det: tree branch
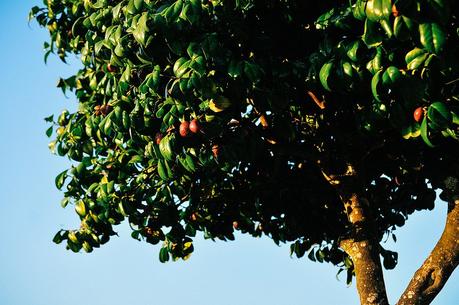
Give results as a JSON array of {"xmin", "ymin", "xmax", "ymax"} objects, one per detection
[
  {"xmin": 340, "ymin": 194, "xmax": 390, "ymax": 305},
  {"xmin": 396, "ymin": 199, "xmax": 459, "ymax": 305}
]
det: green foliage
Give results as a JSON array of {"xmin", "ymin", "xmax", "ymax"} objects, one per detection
[{"xmin": 32, "ymin": 0, "xmax": 458, "ymax": 278}]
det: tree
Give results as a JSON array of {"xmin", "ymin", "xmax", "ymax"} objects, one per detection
[{"xmin": 31, "ymin": 1, "xmax": 459, "ymax": 304}]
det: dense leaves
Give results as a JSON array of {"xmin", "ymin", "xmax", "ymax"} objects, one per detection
[{"xmin": 32, "ymin": 0, "xmax": 459, "ymax": 279}]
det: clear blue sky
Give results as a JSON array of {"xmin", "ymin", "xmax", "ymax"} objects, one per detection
[{"xmin": 0, "ymin": 2, "xmax": 457, "ymax": 305}]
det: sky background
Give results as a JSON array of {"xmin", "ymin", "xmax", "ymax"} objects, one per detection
[{"xmin": 0, "ymin": 1, "xmax": 457, "ymax": 305}]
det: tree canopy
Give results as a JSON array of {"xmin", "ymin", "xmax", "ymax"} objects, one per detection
[{"xmin": 31, "ymin": 1, "xmax": 459, "ymax": 304}]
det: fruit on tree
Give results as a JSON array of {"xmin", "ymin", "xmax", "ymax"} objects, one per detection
[
  {"xmin": 212, "ymin": 144, "xmax": 219, "ymax": 158},
  {"xmin": 107, "ymin": 64, "xmax": 116, "ymax": 73},
  {"xmin": 179, "ymin": 121, "xmax": 190, "ymax": 137},
  {"xmin": 189, "ymin": 119, "xmax": 200, "ymax": 134},
  {"xmin": 190, "ymin": 213, "xmax": 197, "ymax": 221},
  {"xmin": 155, "ymin": 132, "xmax": 163, "ymax": 145},
  {"xmin": 413, "ymin": 107, "xmax": 424, "ymax": 122},
  {"xmin": 392, "ymin": 4, "xmax": 400, "ymax": 17}
]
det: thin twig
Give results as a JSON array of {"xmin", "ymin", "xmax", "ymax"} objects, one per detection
[{"xmin": 307, "ymin": 91, "xmax": 326, "ymax": 109}]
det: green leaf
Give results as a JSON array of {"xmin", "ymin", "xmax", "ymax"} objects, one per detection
[
  {"xmin": 163, "ymin": 0, "xmax": 183, "ymax": 22},
  {"xmin": 366, "ymin": 0, "xmax": 391, "ymax": 22},
  {"xmin": 75, "ymin": 200, "xmax": 87, "ymax": 217},
  {"xmin": 44, "ymin": 114, "xmax": 54, "ymax": 123},
  {"xmin": 307, "ymin": 249, "xmax": 316, "ymax": 262},
  {"xmin": 393, "ymin": 16, "xmax": 414, "ymax": 41},
  {"xmin": 173, "ymin": 57, "xmax": 190, "ymax": 78},
  {"xmin": 55, "ymin": 170, "xmax": 68, "ymax": 190},
  {"xmin": 46, "ymin": 126, "xmax": 53, "ymax": 137},
  {"xmin": 157, "ymin": 160, "xmax": 169, "ymax": 180},
  {"xmin": 228, "ymin": 60, "xmax": 243, "ymax": 78},
  {"xmin": 382, "ymin": 66, "xmax": 402, "ymax": 86},
  {"xmin": 452, "ymin": 112, "xmax": 459, "ymax": 125},
  {"xmin": 185, "ymin": 154, "xmax": 196, "ymax": 172},
  {"xmin": 424, "ymin": 0, "xmax": 450, "ymax": 23},
  {"xmin": 363, "ymin": 19, "xmax": 384, "ymax": 47},
  {"xmin": 132, "ymin": 12, "xmax": 149, "ymax": 46},
  {"xmin": 159, "ymin": 247, "xmax": 170, "ymax": 263},
  {"xmin": 52, "ymin": 230, "xmax": 64, "ymax": 244},
  {"xmin": 366, "ymin": 47, "xmax": 383, "ymax": 74},
  {"xmin": 427, "ymin": 102, "xmax": 452, "ymax": 128},
  {"xmin": 319, "ymin": 62, "xmax": 334, "ymax": 91},
  {"xmin": 134, "ymin": 0, "xmax": 144, "ymax": 11},
  {"xmin": 159, "ymin": 135, "xmax": 175, "ymax": 161},
  {"xmin": 352, "ymin": 0, "xmax": 366, "ymax": 20},
  {"xmin": 419, "ymin": 23, "xmax": 445, "ymax": 54},
  {"xmin": 402, "ymin": 123, "xmax": 421, "ymax": 139},
  {"xmin": 346, "ymin": 269, "xmax": 353, "ymax": 285},
  {"xmin": 61, "ymin": 197, "xmax": 70, "ymax": 208},
  {"xmin": 379, "ymin": 19, "xmax": 393, "ymax": 38},
  {"xmin": 346, "ymin": 41, "xmax": 362, "ymax": 62},
  {"xmin": 421, "ymin": 116, "xmax": 435, "ymax": 147},
  {"xmin": 405, "ymin": 48, "xmax": 428, "ymax": 70},
  {"xmin": 371, "ymin": 69, "xmax": 383, "ymax": 102},
  {"xmin": 381, "ymin": 250, "xmax": 398, "ymax": 270},
  {"xmin": 244, "ymin": 61, "xmax": 263, "ymax": 83}
]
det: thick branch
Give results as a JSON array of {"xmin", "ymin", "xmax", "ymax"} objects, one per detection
[
  {"xmin": 340, "ymin": 194, "xmax": 390, "ymax": 305},
  {"xmin": 396, "ymin": 199, "xmax": 459, "ymax": 305}
]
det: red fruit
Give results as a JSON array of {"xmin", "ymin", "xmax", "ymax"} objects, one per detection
[
  {"xmin": 212, "ymin": 144, "xmax": 219, "ymax": 158},
  {"xmin": 190, "ymin": 213, "xmax": 197, "ymax": 221},
  {"xmin": 413, "ymin": 107, "xmax": 424, "ymax": 122},
  {"xmin": 189, "ymin": 119, "xmax": 200, "ymax": 133},
  {"xmin": 155, "ymin": 132, "xmax": 163, "ymax": 144},
  {"xmin": 107, "ymin": 64, "xmax": 116, "ymax": 73},
  {"xmin": 391, "ymin": 4, "xmax": 400, "ymax": 17},
  {"xmin": 179, "ymin": 121, "xmax": 190, "ymax": 137}
]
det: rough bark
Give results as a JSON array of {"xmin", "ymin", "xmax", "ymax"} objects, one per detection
[
  {"xmin": 396, "ymin": 199, "xmax": 459, "ymax": 305},
  {"xmin": 340, "ymin": 194, "xmax": 390, "ymax": 305}
]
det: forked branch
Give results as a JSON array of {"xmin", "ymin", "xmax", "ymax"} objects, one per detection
[{"xmin": 396, "ymin": 199, "xmax": 459, "ymax": 305}]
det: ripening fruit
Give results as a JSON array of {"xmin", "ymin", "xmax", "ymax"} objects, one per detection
[
  {"xmin": 189, "ymin": 119, "xmax": 200, "ymax": 133},
  {"xmin": 155, "ymin": 132, "xmax": 163, "ymax": 145},
  {"xmin": 99, "ymin": 104, "xmax": 111, "ymax": 116},
  {"xmin": 190, "ymin": 213, "xmax": 197, "ymax": 221},
  {"xmin": 179, "ymin": 121, "xmax": 190, "ymax": 137},
  {"xmin": 107, "ymin": 64, "xmax": 116, "ymax": 73},
  {"xmin": 413, "ymin": 107, "xmax": 424, "ymax": 122},
  {"xmin": 392, "ymin": 4, "xmax": 399, "ymax": 17},
  {"xmin": 233, "ymin": 221, "xmax": 239, "ymax": 230},
  {"xmin": 212, "ymin": 144, "xmax": 219, "ymax": 158}
]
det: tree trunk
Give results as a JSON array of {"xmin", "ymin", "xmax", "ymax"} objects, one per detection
[
  {"xmin": 340, "ymin": 194, "xmax": 389, "ymax": 305},
  {"xmin": 396, "ymin": 199, "xmax": 459, "ymax": 305}
]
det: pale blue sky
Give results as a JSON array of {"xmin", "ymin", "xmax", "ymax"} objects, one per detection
[{"xmin": 0, "ymin": 2, "xmax": 457, "ymax": 305}]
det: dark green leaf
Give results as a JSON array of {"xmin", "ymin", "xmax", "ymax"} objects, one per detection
[
  {"xmin": 421, "ymin": 116, "xmax": 435, "ymax": 147},
  {"xmin": 159, "ymin": 247, "xmax": 170, "ymax": 263},
  {"xmin": 419, "ymin": 23, "xmax": 445, "ymax": 54},
  {"xmin": 55, "ymin": 170, "xmax": 68, "ymax": 190},
  {"xmin": 46, "ymin": 126, "xmax": 53, "ymax": 137}
]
